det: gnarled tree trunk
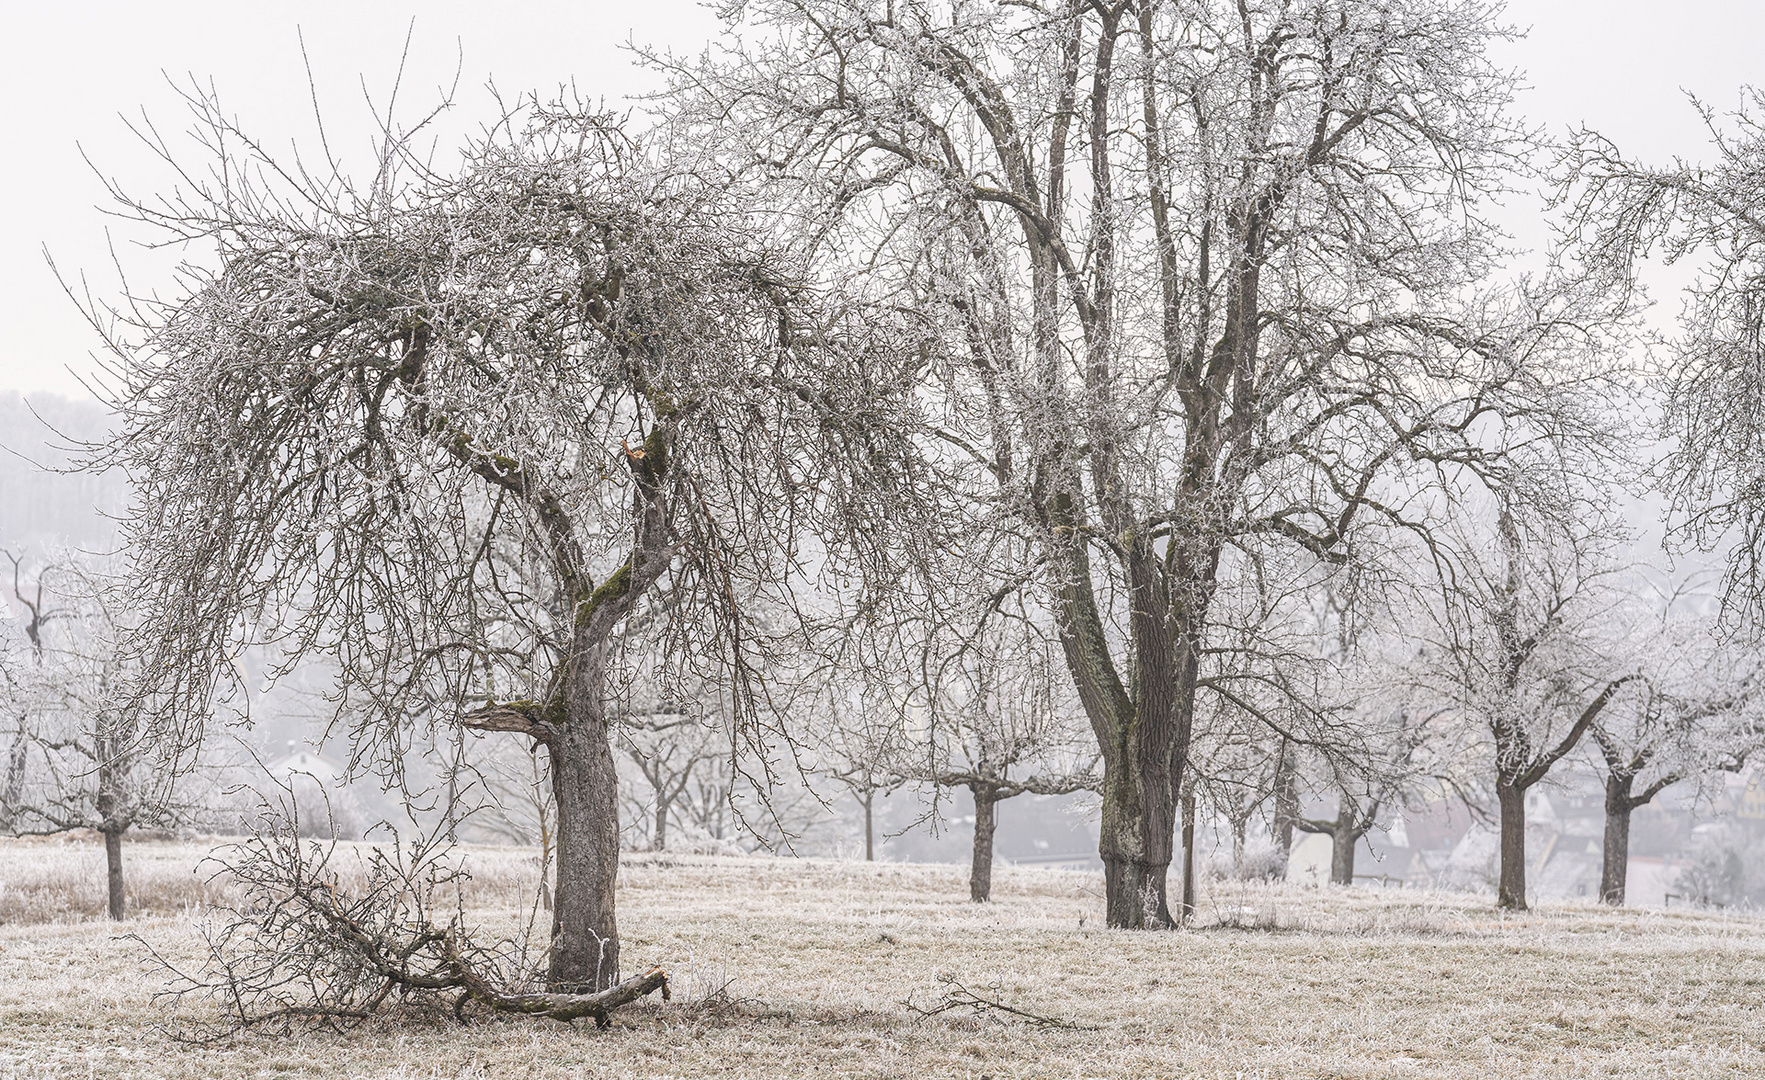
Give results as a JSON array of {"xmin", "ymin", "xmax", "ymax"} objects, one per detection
[
  {"xmin": 1097, "ymin": 732, "xmax": 1179, "ymax": 928},
  {"xmin": 548, "ymin": 642, "xmax": 625, "ymax": 992},
  {"xmin": 1083, "ymin": 552, "xmax": 1192, "ymax": 930},
  {"xmin": 1098, "ymin": 747, "xmax": 1181, "ymax": 927}
]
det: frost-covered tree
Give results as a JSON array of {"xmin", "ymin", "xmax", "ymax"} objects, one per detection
[
  {"xmin": 1563, "ymin": 88, "xmax": 1765, "ymax": 623},
  {"xmin": 676, "ymin": 0, "xmax": 1627, "ymax": 926},
  {"xmin": 913, "ymin": 614, "xmax": 1096, "ymax": 902},
  {"xmin": 809, "ymin": 688, "xmax": 909, "ymax": 863},
  {"xmin": 1590, "ymin": 596, "xmax": 1764, "ymax": 905},
  {"xmin": 0, "ymin": 553, "xmax": 210, "ymax": 919},
  {"xmin": 614, "ymin": 671, "xmax": 735, "ymax": 854},
  {"xmin": 1417, "ymin": 496, "xmax": 1638, "ymax": 910},
  {"xmin": 94, "ymin": 97, "xmax": 923, "ymax": 989}
]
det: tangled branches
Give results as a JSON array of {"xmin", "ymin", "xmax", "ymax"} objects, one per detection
[{"xmin": 141, "ymin": 818, "xmax": 666, "ymax": 1036}]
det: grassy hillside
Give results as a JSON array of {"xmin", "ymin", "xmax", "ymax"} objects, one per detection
[{"xmin": 1, "ymin": 837, "xmax": 1761, "ymax": 1078}]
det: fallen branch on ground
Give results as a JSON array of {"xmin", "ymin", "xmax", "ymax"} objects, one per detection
[
  {"xmin": 138, "ymin": 812, "xmax": 668, "ymax": 1036},
  {"xmin": 903, "ymin": 974, "xmax": 1097, "ymax": 1031}
]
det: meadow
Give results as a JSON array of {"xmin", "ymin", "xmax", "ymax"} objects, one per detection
[{"xmin": 0, "ymin": 835, "xmax": 1761, "ymax": 1078}]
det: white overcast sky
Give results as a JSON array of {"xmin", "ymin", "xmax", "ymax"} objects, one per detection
[{"xmin": 2, "ymin": 0, "xmax": 1761, "ymax": 399}]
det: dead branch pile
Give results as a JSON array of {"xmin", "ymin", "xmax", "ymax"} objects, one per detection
[{"xmin": 140, "ymin": 820, "xmax": 666, "ymax": 1035}]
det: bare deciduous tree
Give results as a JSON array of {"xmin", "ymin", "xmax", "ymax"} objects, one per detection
[
  {"xmin": 618, "ymin": 702, "xmax": 723, "ymax": 853},
  {"xmin": 95, "ymin": 96, "xmax": 922, "ymax": 988},
  {"xmin": 1562, "ymin": 90, "xmax": 1765, "ymax": 623},
  {"xmin": 915, "ymin": 618, "xmax": 1096, "ymax": 901},
  {"xmin": 810, "ymin": 690, "xmax": 909, "ymax": 863},
  {"xmin": 1590, "ymin": 594, "xmax": 1764, "ymax": 904},
  {"xmin": 1417, "ymin": 496, "xmax": 1637, "ymax": 910},
  {"xmin": 1, "ymin": 552, "xmax": 209, "ymax": 919},
  {"xmin": 676, "ymin": 0, "xmax": 1623, "ymax": 926}
]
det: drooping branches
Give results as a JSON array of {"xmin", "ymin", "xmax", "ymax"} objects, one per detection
[{"xmin": 96, "ymin": 92, "xmax": 933, "ymax": 988}]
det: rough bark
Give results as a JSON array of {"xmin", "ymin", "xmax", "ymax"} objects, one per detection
[
  {"xmin": 969, "ymin": 785, "xmax": 998, "ymax": 902},
  {"xmin": 1496, "ymin": 782, "xmax": 1528, "ymax": 910},
  {"xmin": 103, "ymin": 826, "xmax": 125, "ymax": 921},
  {"xmin": 1098, "ymin": 765, "xmax": 1177, "ymax": 928},
  {"xmin": 548, "ymin": 647, "xmax": 624, "ymax": 991},
  {"xmin": 0, "ymin": 728, "xmax": 24, "ymax": 830},
  {"xmin": 1601, "ymin": 772, "xmax": 1633, "ymax": 905},
  {"xmin": 1084, "ymin": 552, "xmax": 1190, "ymax": 930}
]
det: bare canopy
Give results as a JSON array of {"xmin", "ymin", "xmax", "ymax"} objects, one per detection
[{"xmin": 94, "ymin": 96, "xmax": 926, "ymax": 990}]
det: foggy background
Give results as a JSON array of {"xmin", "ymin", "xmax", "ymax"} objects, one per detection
[{"xmin": 5, "ymin": 1, "xmax": 1765, "ymax": 904}]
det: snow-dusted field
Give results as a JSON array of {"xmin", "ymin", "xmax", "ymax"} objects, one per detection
[{"xmin": 2, "ymin": 837, "xmax": 1762, "ymax": 1078}]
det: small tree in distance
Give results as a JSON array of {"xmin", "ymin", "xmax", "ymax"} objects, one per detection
[
  {"xmin": 919, "ymin": 636, "xmax": 1096, "ymax": 902},
  {"xmin": 815, "ymin": 710, "xmax": 904, "ymax": 863},
  {"xmin": 1590, "ymin": 592, "xmax": 1764, "ymax": 904},
  {"xmin": 1419, "ymin": 495, "xmax": 1639, "ymax": 911},
  {"xmin": 0, "ymin": 551, "xmax": 212, "ymax": 919}
]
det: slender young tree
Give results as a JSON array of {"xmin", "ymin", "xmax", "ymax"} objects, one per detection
[
  {"xmin": 677, "ymin": 0, "xmax": 1624, "ymax": 926},
  {"xmin": 0, "ymin": 553, "xmax": 208, "ymax": 919},
  {"xmin": 94, "ymin": 98, "xmax": 924, "ymax": 988},
  {"xmin": 811, "ymin": 691, "xmax": 909, "ymax": 862}
]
